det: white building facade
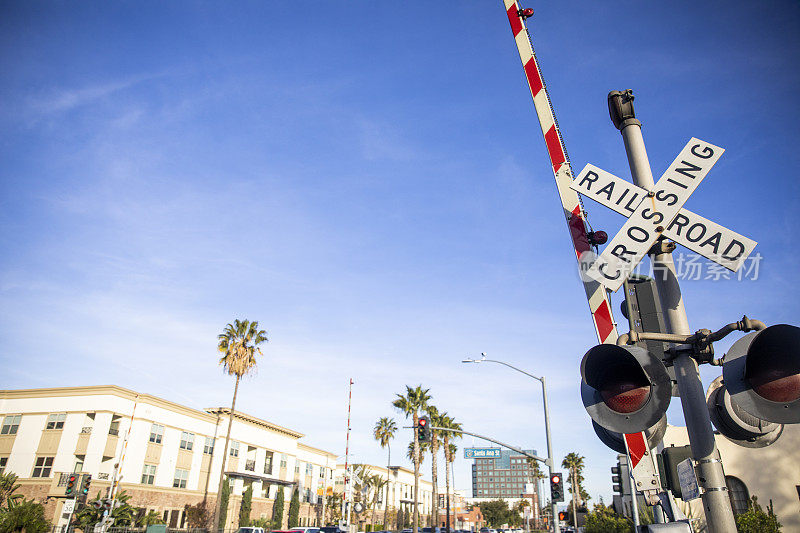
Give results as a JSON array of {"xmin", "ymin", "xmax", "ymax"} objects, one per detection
[{"xmin": 0, "ymin": 386, "xmax": 339, "ymax": 530}]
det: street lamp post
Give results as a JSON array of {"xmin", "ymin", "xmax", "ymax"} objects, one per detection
[{"xmin": 462, "ymin": 353, "xmax": 560, "ymax": 533}]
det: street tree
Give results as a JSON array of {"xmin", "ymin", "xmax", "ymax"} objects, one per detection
[
  {"xmin": 440, "ymin": 413, "xmax": 462, "ymax": 532},
  {"xmin": 240, "ymin": 484, "xmax": 253, "ymax": 527},
  {"xmin": 0, "ymin": 499, "xmax": 50, "ymax": 533},
  {"xmin": 271, "ymin": 487, "xmax": 285, "ymax": 529},
  {"xmin": 561, "ymin": 452, "xmax": 588, "ymax": 527},
  {"xmin": 426, "ymin": 405, "xmax": 442, "ymax": 529},
  {"xmin": 0, "ymin": 473, "xmax": 22, "ymax": 510},
  {"xmin": 213, "ymin": 319, "xmax": 268, "ymax": 530},
  {"xmin": 583, "ymin": 503, "xmax": 630, "ymax": 533},
  {"xmin": 288, "ymin": 487, "xmax": 300, "ymax": 528},
  {"xmin": 735, "ymin": 496, "xmax": 782, "ymax": 533},
  {"xmin": 478, "ymin": 499, "xmax": 514, "ymax": 527},
  {"xmin": 367, "ymin": 474, "xmax": 388, "ymax": 528},
  {"xmin": 373, "ymin": 417, "xmax": 397, "ymax": 529},
  {"xmin": 392, "ymin": 385, "xmax": 431, "ymax": 533}
]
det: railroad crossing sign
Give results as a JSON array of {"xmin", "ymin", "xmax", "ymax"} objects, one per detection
[{"xmin": 572, "ymin": 138, "xmax": 757, "ymax": 291}]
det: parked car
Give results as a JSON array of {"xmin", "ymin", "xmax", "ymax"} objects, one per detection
[
  {"xmin": 237, "ymin": 528, "xmax": 265, "ymax": 533},
  {"xmin": 319, "ymin": 527, "xmax": 346, "ymax": 533},
  {"xmin": 290, "ymin": 529, "xmax": 320, "ymax": 533}
]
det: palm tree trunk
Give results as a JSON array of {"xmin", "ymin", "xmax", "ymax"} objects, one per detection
[
  {"xmin": 444, "ymin": 439, "xmax": 451, "ymax": 533},
  {"xmin": 570, "ymin": 468, "xmax": 578, "ymax": 528},
  {"xmin": 384, "ymin": 444, "xmax": 391, "ymax": 528},
  {"xmin": 412, "ymin": 411, "xmax": 419, "ymax": 533},
  {"xmin": 213, "ymin": 375, "xmax": 239, "ymax": 531},
  {"xmin": 431, "ymin": 440, "xmax": 439, "ymax": 531}
]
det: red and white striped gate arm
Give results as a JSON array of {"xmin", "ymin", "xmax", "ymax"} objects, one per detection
[{"xmin": 502, "ymin": 0, "xmax": 617, "ymax": 344}]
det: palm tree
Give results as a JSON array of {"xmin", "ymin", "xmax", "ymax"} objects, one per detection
[
  {"xmin": 439, "ymin": 414, "xmax": 462, "ymax": 533},
  {"xmin": 393, "ymin": 385, "xmax": 431, "ymax": 533},
  {"xmin": 367, "ymin": 474, "xmax": 388, "ymax": 528},
  {"xmin": 212, "ymin": 319, "xmax": 268, "ymax": 531},
  {"xmin": 561, "ymin": 452, "xmax": 586, "ymax": 528},
  {"xmin": 526, "ymin": 457, "xmax": 546, "ymax": 526},
  {"xmin": 426, "ymin": 406, "xmax": 441, "ymax": 530},
  {"xmin": 373, "ymin": 417, "xmax": 397, "ymax": 528}
]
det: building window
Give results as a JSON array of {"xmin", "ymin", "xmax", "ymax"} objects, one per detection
[
  {"xmin": 173, "ymin": 468, "xmax": 189, "ymax": 489},
  {"xmin": 180, "ymin": 432, "xmax": 194, "ymax": 451},
  {"xmin": 0, "ymin": 457, "xmax": 7, "ymax": 474},
  {"xmin": 229, "ymin": 441, "xmax": 239, "ymax": 457},
  {"xmin": 74, "ymin": 461, "xmax": 84, "ymax": 473},
  {"xmin": 280, "ymin": 454, "xmax": 287, "ymax": 467},
  {"xmin": 203, "ymin": 437, "xmax": 214, "ymax": 455},
  {"xmin": 142, "ymin": 464, "xmax": 157, "ymax": 485},
  {"xmin": 306, "ymin": 463, "xmax": 313, "ymax": 476},
  {"xmin": 149, "ymin": 424, "xmax": 164, "ymax": 444},
  {"xmin": 32, "ymin": 456, "xmax": 54, "ymax": 478},
  {"xmin": 1, "ymin": 415, "xmax": 21, "ymax": 435},
  {"xmin": 265, "ymin": 452, "xmax": 274, "ymax": 474},
  {"xmin": 109, "ymin": 419, "xmax": 120, "ymax": 436},
  {"xmin": 726, "ymin": 476, "xmax": 749, "ymax": 515},
  {"xmin": 46, "ymin": 414, "xmax": 66, "ymax": 430},
  {"xmin": 295, "ymin": 462, "xmax": 301, "ymax": 474},
  {"xmin": 319, "ymin": 466, "xmax": 325, "ymax": 479}
]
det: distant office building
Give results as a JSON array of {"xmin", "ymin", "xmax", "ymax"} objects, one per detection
[{"xmin": 470, "ymin": 448, "xmax": 540, "ymax": 500}]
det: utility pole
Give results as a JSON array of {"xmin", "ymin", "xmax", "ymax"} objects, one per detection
[{"xmin": 609, "ymin": 90, "xmax": 737, "ymax": 532}]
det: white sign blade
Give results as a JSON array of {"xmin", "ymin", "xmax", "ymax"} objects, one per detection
[
  {"xmin": 571, "ymin": 164, "xmax": 646, "ymax": 217},
  {"xmin": 664, "ymin": 208, "xmax": 756, "ymax": 272},
  {"xmin": 571, "ymin": 164, "xmax": 757, "ymax": 271},
  {"xmin": 586, "ymin": 138, "xmax": 724, "ymax": 290}
]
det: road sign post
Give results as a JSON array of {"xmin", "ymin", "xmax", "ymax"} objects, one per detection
[{"xmin": 607, "ymin": 90, "xmax": 737, "ymax": 532}]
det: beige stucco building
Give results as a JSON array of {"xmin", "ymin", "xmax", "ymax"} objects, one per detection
[
  {"xmin": 0, "ymin": 386, "xmax": 433, "ymax": 530},
  {"xmin": 662, "ymin": 424, "xmax": 800, "ymax": 531}
]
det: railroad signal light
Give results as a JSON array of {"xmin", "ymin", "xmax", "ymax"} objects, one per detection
[
  {"xmin": 550, "ymin": 472, "xmax": 564, "ymax": 502},
  {"xmin": 65, "ymin": 474, "xmax": 78, "ymax": 496},
  {"xmin": 706, "ymin": 324, "xmax": 800, "ymax": 448},
  {"xmin": 591, "ymin": 414, "xmax": 667, "ymax": 455},
  {"xmin": 417, "ymin": 416, "xmax": 430, "ymax": 442},
  {"xmin": 580, "ymin": 344, "xmax": 672, "ymax": 435},
  {"xmin": 517, "ymin": 8, "xmax": 534, "ymax": 19}
]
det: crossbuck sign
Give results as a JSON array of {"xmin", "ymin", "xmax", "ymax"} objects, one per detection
[{"xmin": 572, "ymin": 138, "xmax": 757, "ymax": 291}]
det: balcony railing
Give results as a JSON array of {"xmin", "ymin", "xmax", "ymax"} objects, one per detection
[
  {"xmin": 80, "ymin": 427, "xmax": 92, "ymax": 434},
  {"xmin": 245, "ymin": 460, "xmax": 256, "ymax": 472}
]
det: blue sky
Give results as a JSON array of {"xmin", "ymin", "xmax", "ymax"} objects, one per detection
[{"xmin": 1, "ymin": 0, "xmax": 799, "ymax": 507}]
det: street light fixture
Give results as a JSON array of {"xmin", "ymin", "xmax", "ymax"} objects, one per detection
[{"xmin": 462, "ymin": 353, "xmax": 560, "ymax": 533}]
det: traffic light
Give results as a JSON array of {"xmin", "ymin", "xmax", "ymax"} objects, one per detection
[
  {"xmin": 417, "ymin": 416, "xmax": 430, "ymax": 442},
  {"xmin": 65, "ymin": 474, "xmax": 78, "ymax": 496},
  {"xmin": 558, "ymin": 511, "xmax": 567, "ymax": 521},
  {"xmin": 580, "ymin": 343, "xmax": 672, "ymax": 435},
  {"xmin": 80, "ymin": 474, "xmax": 92, "ymax": 501},
  {"xmin": 550, "ymin": 472, "xmax": 564, "ymax": 502},
  {"xmin": 706, "ymin": 324, "xmax": 800, "ymax": 447},
  {"xmin": 611, "ymin": 465, "xmax": 622, "ymax": 494}
]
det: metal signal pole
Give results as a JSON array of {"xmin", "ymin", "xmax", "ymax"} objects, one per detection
[{"xmin": 609, "ymin": 90, "xmax": 736, "ymax": 532}]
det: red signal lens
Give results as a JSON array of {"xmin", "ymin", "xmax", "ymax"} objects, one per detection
[
  {"xmin": 419, "ymin": 419, "xmax": 426, "ymax": 426},
  {"xmin": 551, "ymin": 475, "xmax": 560, "ymax": 483},
  {"xmin": 601, "ymin": 381, "xmax": 650, "ymax": 413}
]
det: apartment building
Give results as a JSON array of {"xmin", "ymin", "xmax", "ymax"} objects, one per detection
[{"xmin": 0, "ymin": 386, "xmax": 339, "ymax": 530}]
